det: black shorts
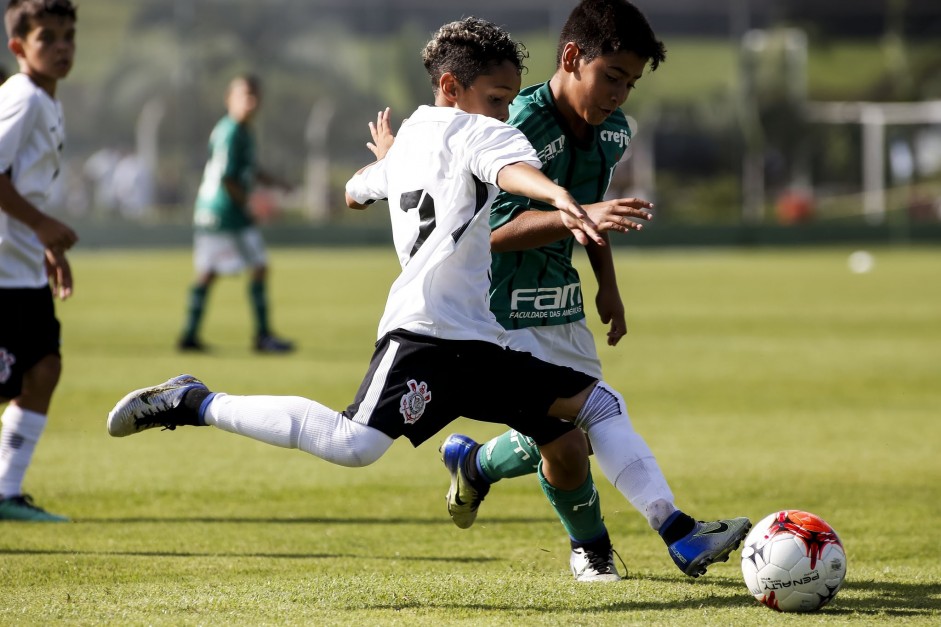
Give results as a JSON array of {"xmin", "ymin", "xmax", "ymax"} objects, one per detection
[
  {"xmin": 343, "ymin": 330, "xmax": 594, "ymax": 447},
  {"xmin": 0, "ymin": 287, "xmax": 61, "ymax": 400}
]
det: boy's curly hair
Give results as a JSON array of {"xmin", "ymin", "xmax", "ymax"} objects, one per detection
[
  {"xmin": 422, "ymin": 16, "xmax": 528, "ymax": 95},
  {"xmin": 558, "ymin": 0, "xmax": 666, "ymax": 70},
  {"xmin": 5, "ymin": 0, "xmax": 77, "ymax": 40}
]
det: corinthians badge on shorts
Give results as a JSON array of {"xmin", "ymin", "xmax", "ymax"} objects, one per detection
[
  {"xmin": 0, "ymin": 349, "xmax": 15, "ymax": 384},
  {"xmin": 400, "ymin": 379, "xmax": 432, "ymax": 424}
]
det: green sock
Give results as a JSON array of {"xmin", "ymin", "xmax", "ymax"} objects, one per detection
[
  {"xmin": 249, "ymin": 280, "xmax": 269, "ymax": 337},
  {"xmin": 537, "ymin": 462, "xmax": 606, "ymax": 543},
  {"xmin": 182, "ymin": 284, "xmax": 209, "ymax": 340},
  {"xmin": 476, "ymin": 429, "xmax": 541, "ymax": 482}
]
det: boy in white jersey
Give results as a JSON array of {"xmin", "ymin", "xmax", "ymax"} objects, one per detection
[
  {"xmin": 106, "ymin": 17, "xmax": 746, "ymax": 581},
  {"xmin": 440, "ymin": 0, "xmax": 751, "ymax": 582},
  {"xmin": 0, "ymin": 0, "xmax": 78, "ymax": 521}
]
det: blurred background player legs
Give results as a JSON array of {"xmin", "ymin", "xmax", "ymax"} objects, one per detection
[{"xmin": 179, "ymin": 227, "xmax": 293, "ymax": 353}]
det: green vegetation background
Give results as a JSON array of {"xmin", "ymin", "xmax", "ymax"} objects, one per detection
[
  {"xmin": 1, "ymin": 246, "xmax": 938, "ymax": 624},
  {"xmin": 39, "ymin": 2, "xmax": 941, "ymax": 225}
]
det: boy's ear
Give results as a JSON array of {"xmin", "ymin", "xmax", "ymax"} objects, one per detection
[
  {"xmin": 560, "ymin": 42, "xmax": 581, "ymax": 73},
  {"xmin": 8, "ymin": 38, "xmax": 24, "ymax": 59},
  {"xmin": 439, "ymin": 72, "xmax": 461, "ymax": 104}
]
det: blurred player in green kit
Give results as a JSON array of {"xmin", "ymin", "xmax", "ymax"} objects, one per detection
[{"xmin": 178, "ymin": 74, "xmax": 294, "ymax": 354}]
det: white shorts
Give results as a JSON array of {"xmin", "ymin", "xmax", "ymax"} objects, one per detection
[
  {"xmin": 503, "ymin": 319, "xmax": 603, "ymax": 380},
  {"xmin": 193, "ymin": 227, "xmax": 268, "ymax": 275}
]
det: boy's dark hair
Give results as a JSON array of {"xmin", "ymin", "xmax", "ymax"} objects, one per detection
[
  {"xmin": 228, "ymin": 73, "xmax": 261, "ymax": 94},
  {"xmin": 557, "ymin": 0, "xmax": 666, "ymax": 71},
  {"xmin": 422, "ymin": 16, "xmax": 528, "ymax": 95},
  {"xmin": 5, "ymin": 0, "xmax": 77, "ymax": 40}
]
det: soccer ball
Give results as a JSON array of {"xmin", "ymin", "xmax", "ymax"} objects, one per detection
[{"xmin": 741, "ymin": 510, "xmax": 847, "ymax": 612}]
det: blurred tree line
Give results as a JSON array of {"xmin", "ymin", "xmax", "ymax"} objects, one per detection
[{"xmin": 4, "ymin": 0, "xmax": 940, "ymax": 226}]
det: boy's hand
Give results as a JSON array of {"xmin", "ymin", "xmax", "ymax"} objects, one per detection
[
  {"xmin": 584, "ymin": 198, "xmax": 653, "ymax": 233},
  {"xmin": 596, "ymin": 287, "xmax": 627, "ymax": 346},
  {"xmin": 367, "ymin": 107, "xmax": 395, "ymax": 160},
  {"xmin": 34, "ymin": 215, "xmax": 78, "ymax": 252},
  {"xmin": 552, "ymin": 192, "xmax": 604, "ymax": 246},
  {"xmin": 44, "ymin": 248, "xmax": 74, "ymax": 300}
]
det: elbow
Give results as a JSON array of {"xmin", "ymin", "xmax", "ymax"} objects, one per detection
[{"xmin": 345, "ymin": 192, "xmax": 366, "ymax": 210}]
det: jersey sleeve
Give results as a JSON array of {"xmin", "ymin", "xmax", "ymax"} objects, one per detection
[
  {"xmin": 0, "ymin": 87, "xmax": 36, "ymax": 174},
  {"xmin": 488, "ymin": 109, "xmax": 545, "ymax": 230},
  {"xmin": 463, "ymin": 118, "xmax": 540, "ymax": 187},
  {"xmin": 345, "ymin": 159, "xmax": 388, "ymax": 205}
]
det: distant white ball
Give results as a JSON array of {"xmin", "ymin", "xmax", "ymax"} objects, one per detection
[
  {"xmin": 848, "ymin": 250, "xmax": 875, "ymax": 274},
  {"xmin": 741, "ymin": 510, "xmax": 847, "ymax": 612}
]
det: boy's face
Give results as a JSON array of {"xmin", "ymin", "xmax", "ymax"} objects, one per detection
[
  {"xmin": 227, "ymin": 80, "xmax": 261, "ymax": 123},
  {"xmin": 453, "ymin": 60, "xmax": 522, "ymax": 122},
  {"xmin": 9, "ymin": 14, "xmax": 75, "ymax": 87},
  {"xmin": 569, "ymin": 49, "xmax": 647, "ymax": 126}
]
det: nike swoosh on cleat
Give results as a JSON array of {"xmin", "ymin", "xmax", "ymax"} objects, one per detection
[{"xmin": 694, "ymin": 521, "xmax": 730, "ymax": 536}]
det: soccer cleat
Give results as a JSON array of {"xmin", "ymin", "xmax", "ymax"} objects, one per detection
[
  {"xmin": 255, "ymin": 334, "xmax": 295, "ymax": 353},
  {"xmin": 107, "ymin": 374, "xmax": 208, "ymax": 437},
  {"xmin": 668, "ymin": 517, "xmax": 752, "ymax": 577},
  {"xmin": 570, "ymin": 542, "xmax": 622, "ymax": 582},
  {"xmin": 440, "ymin": 433, "xmax": 489, "ymax": 529},
  {"xmin": 0, "ymin": 494, "xmax": 69, "ymax": 522}
]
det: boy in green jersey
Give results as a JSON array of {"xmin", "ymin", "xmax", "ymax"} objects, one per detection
[
  {"xmin": 178, "ymin": 74, "xmax": 294, "ymax": 354},
  {"xmin": 441, "ymin": 0, "xmax": 750, "ymax": 581}
]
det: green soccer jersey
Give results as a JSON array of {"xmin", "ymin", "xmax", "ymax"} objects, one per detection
[
  {"xmin": 193, "ymin": 115, "xmax": 256, "ymax": 232},
  {"xmin": 489, "ymin": 82, "xmax": 632, "ymax": 329}
]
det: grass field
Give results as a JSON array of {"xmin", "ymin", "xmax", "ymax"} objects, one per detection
[{"xmin": 1, "ymin": 246, "xmax": 939, "ymax": 625}]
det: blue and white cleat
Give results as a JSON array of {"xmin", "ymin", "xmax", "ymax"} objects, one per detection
[
  {"xmin": 669, "ymin": 517, "xmax": 752, "ymax": 577},
  {"xmin": 107, "ymin": 374, "xmax": 208, "ymax": 437},
  {"xmin": 439, "ymin": 433, "xmax": 489, "ymax": 529}
]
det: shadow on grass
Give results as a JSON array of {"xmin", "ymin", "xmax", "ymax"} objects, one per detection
[
  {"xmin": 68, "ymin": 515, "xmax": 557, "ymax": 525},
  {"xmin": 0, "ymin": 547, "xmax": 499, "ymax": 563},
  {"xmin": 349, "ymin": 577, "xmax": 941, "ymax": 616}
]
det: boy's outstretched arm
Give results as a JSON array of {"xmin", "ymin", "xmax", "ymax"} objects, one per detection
[
  {"xmin": 346, "ymin": 107, "xmax": 396, "ymax": 211},
  {"xmin": 366, "ymin": 107, "xmax": 395, "ymax": 160},
  {"xmin": 491, "ymin": 197, "xmax": 654, "ymax": 253},
  {"xmin": 495, "ymin": 162, "xmax": 602, "ymax": 247}
]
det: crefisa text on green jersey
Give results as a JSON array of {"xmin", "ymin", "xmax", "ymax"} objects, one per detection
[
  {"xmin": 537, "ymin": 128, "xmax": 631, "ymax": 164},
  {"xmin": 508, "ymin": 283, "xmax": 584, "ymax": 319}
]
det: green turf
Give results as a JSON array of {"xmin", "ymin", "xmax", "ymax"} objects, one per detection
[{"xmin": 1, "ymin": 246, "xmax": 939, "ymax": 625}]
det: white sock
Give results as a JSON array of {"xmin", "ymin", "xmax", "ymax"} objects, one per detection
[
  {"xmin": 575, "ymin": 382, "xmax": 676, "ymax": 530},
  {"xmin": 203, "ymin": 393, "xmax": 393, "ymax": 467},
  {"xmin": 0, "ymin": 405, "xmax": 47, "ymax": 498}
]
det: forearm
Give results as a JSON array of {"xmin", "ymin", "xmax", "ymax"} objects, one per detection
[
  {"xmin": 491, "ymin": 210, "xmax": 571, "ymax": 252},
  {"xmin": 0, "ymin": 174, "xmax": 46, "ymax": 230},
  {"xmin": 586, "ymin": 235, "xmax": 617, "ymax": 289},
  {"xmin": 495, "ymin": 162, "xmax": 566, "ymax": 207},
  {"xmin": 222, "ymin": 177, "xmax": 248, "ymax": 206}
]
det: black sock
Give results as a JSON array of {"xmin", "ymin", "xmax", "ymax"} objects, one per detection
[
  {"xmin": 659, "ymin": 511, "xmax": 696, "ymax": 545},
  {"xmin": 180, "ymin": 388, "xmax": 211, "ymax": 426},
  {"xmin": 571, "ymin": 530, "xmax": 611, "ymax": 551}
]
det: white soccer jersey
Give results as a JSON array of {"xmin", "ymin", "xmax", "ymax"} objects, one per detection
[
  {"xmin": 346, "ymin": 105, "xmax": 541, "ymax": 344},
  {"xmin": 0, "ymin": 74, "xmax": 66, "ymax": 287}
]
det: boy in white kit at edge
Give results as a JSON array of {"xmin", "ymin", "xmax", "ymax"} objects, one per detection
[{"xmin": 0, "ymin": 0, "xmax": 78, "ymax": 521}]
